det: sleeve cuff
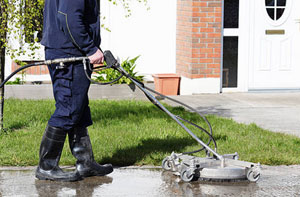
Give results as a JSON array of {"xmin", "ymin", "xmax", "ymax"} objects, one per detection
[{"xmin": 86, "ymin": 46, "xmax": 99, "ymax": 56}]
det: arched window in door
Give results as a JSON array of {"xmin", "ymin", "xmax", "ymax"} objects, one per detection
[{"xmin": 265, "ymin": 0, "xmax": 286, "ymax": 21}]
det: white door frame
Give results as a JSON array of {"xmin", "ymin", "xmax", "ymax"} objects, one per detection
[{"xmin": 222, "ymin": 0, "xmax": 250, "ymax": 92}]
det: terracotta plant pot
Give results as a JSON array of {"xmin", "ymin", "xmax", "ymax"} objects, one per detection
[{"xmin": 152, "ymin": 74, "xmax": 180, "ymax": 95}]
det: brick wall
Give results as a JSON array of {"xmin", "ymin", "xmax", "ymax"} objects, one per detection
[
  {"xmin": 11, "ymin": 61, "xmax": 49, "ymax": 75},
  {"xmin": 176, "ymin": 0, "xmax": 222, "ymax": 79}
]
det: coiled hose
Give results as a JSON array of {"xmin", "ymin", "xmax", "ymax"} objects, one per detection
[{"xmin": 0, "ymin": 51, "xmax": 219, "ymax": 157}]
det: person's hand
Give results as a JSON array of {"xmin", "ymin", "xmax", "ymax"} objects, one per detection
[{"xmin": 88, "ymin": 49, "xmax": 104, "ymax": 64}]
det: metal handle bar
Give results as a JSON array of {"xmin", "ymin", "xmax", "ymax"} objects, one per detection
[
  {"xmin": 0, "ymin": 57, "xmax": 89, "ymax": 89},
  {"xmin": 44, "ymin": 57, "xmax": 88, "ymax": 65},
  {"xmin": 103, "ymin": 50, "xmax": 222, "ymax": 160},
  {"xmin": 123, "ymin": 68, "xmax": 222, "ymax": 160},
  {"xmin": 0, "ymin": 51, "xmax": 220, "ymax": 159}
]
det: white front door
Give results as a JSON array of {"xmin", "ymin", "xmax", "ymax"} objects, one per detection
[{"xmin": 249, "ymin": 0, "xmax": 300, "ymax": 89}]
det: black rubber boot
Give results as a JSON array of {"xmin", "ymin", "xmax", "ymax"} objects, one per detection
[
  {"xmin": 36, "ymin": 125, "xmax": 81, "ymax": 182},
  {"xmin": 69, "ymin": 127, "xmax": 113, "ymax": 178}
]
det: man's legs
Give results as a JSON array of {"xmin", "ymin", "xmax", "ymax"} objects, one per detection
[
  {"xmin": 36, "ymin": 50, "xmax": 82, "ymax": 181},
  {"xmin": 36, "ymin": 50, "xmax": 112, "ymax": 181},
  {"xmin": 68, "ymin": 63, "xmax": 113, "ymax": 177}
]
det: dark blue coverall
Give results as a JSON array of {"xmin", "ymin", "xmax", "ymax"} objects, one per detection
[{"xmin": 41, "ymin": 0, "xmax": 100, "ymax": 130}]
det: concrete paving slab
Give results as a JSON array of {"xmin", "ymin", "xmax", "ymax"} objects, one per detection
[
  {"xmin": 165, "ymin": 92, "xmax": 300, "ymax": 137},
  {"xmin": 1, "ymin": 166, "xmax": 300, "ymax": 196}
]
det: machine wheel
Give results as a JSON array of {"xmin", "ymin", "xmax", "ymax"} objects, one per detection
[
  {"xmin": 162, "ymin": 158, "xmax": 172, "ymax": 171},
  {"xmin": 180, "ymin": 169, "xmax": 194, "ymax": 182},
  {"xmin": 247, "ymin": 169, "xmax": 260, "ymax": 182}
]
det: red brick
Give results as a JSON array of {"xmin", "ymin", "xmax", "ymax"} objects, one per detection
[
  {"xmin": 200, "ymin": 38, "xmax": 214, "ymax": 43},
  {"xmin": 215, "ymin": 7, "xmax": 222, "ymax": 12},
  {"xmin": 192, "ymin": 2, "xmax": 207, "ymax": 7},
  {"xmin": 199, "ymin": 59, "xmax": 214, "ymax": 63},
  {"xmin": 192, "ymin": 28, "xmax": 199, "ymax": 33},
  {"xmin": 208, "ymin": 3, "xmax": 222, "ymax": 7},
  {"xmin": 207, "ymin": 64, "xmax": 220, "ymax": 68},
  {"xmin": 208, "ymin": 53, "xmax": 221, "ymax": 58},
  {"xmin": 214, "ymin": 48, "xmax": 221, "ymax": 53},
  {"xmin": 200, "ymin": 28, "xmax": 214, "ymax": 32},
  {"xmin": 200, "ymin": 69, "xmax": 213, "ymax": 74},
  {"xmin": 200, "ymin": 7, "xmax": 214, "ymax": 12},
  {"xmin": 192, "ymin": 22, "xmax": 207, "ymax": 27},
  {"xmin": 191, "ymin": 74, "xmax": 206, "ymax": 79},
  {"xmin": 192, "ymin": 43, "xmax": 207, "ymax": 48},
  {"xmin": 215, "ymin": 17, "xmax": 222, "ymax": 23},
  {"xmin": 176, "ymin": 0, "xmax": 222, "ymax": 79},
  {"xmin": 207, "ymin": 43, "xmax": 221, "ymax": 48},
  {"xmin": 191, "ymin": 64, "xmax": 206, "ymax": 68},
  {"xmin": 206, "ymin": 74, "xmax": 220, "ymax": 78},
  {"xmin": 200, "ymin": 48, "xmax": 213, "ymax": 53},
  {"xmin": 213, "ymin": 68, "xmax": 221, "ymax": 74},
  {"xmin": 192, "ymin": 53, "xmax": 206, "ymax": 58},
  {"xmin": 200, "ymin": 18, "xmax": 214, "ymax": 22},
  {"xmin": 208, "ymin": 33, "xmax": 221, "ymax": 38}
]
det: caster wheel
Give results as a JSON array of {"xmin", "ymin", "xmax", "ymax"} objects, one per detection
[
  {"xmin": 233, "ymin": 152, "xmax": 239, "ymax": 160},
  {"xmin": 180, "ymin": 169, "xmax": 194, "ymax": 182},
  {"xmin": 247, "ymin": 169, "xmax": 260, "ymax": 182},
  {"xmin": 162, "ymin": 158, "xmax": 172, "ymax": 171}
]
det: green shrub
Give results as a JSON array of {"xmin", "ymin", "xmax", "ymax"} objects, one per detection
[
  {"xmin": 6, "ymin": 77, "xmax": 23, "ymax": 85},
  {"xmin": 94, "ymin": 56, "xmax": 144, "ymax": 85}
]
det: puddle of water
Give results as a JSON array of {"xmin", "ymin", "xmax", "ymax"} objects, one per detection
[{"xmin": 0, "ymin": 167, "xmax": 300, "ymax": 196}]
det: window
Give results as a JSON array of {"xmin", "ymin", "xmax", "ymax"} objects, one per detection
[
  {"xmin": 223, "ymin": 37, "xmax": 238, "ymax": 88},
  {"xmin": 223, "ymin": 0, "xmax": 239, "ymax": 88},
  {"xmin": 224, "ymin": 0, "xmax": 239, "ymax": 28},
  {"xmin": 265, "ymin": 0, "xmax": 286, "ymax": 21}
]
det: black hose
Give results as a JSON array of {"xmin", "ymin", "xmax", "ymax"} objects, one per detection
[
  {"xmin": 0, "ymin": 58, "xmax": 123, "ymax": 88},
  {"xmin": 1, "ymin": 54, "xmax": 218, "ymax": 155},
  {"xmin": 0, "ymin": 62, "xmax": 44, "ymax": 89},
  {"xmin": 126, "ymin": 75, "xmax": 217, "ymax": 153},
  {"xmin": 176, "ymin": 115, "xmax": 217, "ymax": 154},
  {"xmin": 124, "ymin": 75, "xmax": 217, "ymax": 154},
  {"xmin": 83, "ymin": 68, "xmax": 124, "ymax": 85},
  {"xmin": 144, "ymin": 86, "xmax": 213, "ymax": 136}
]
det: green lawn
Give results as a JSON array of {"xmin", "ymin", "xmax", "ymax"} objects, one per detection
[{"xmin": 0, "ymin": 99, "xmax": 299, "ymax": 166}]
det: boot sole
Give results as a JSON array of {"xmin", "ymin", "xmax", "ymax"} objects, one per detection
[
  {"xmin": 79, "ymin": 169, "xmax": 114, "ymax": 178},
  {"xmin": 36, "ymin": 172, "xmax": 81, "ymax": 182}
]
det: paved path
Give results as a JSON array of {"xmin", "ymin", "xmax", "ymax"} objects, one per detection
[
  {"xmin": 1, "ymin": 166, "xmax": 300, "ymax": 196},
  {"xmin": 166, "ymin": 92, "xmax": 300, "ymax": 137}
]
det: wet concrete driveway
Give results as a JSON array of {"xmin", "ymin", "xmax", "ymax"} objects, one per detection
[{"xmin": 1, "ymin": 166, "xmax": 300, "ymax": 196}]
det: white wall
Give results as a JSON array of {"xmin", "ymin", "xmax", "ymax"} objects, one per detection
[
  {"xmin": 100, "ymin": 0, "xmax": 177, "ymax": 80},
  {"xmin": 180, "ymin": 77, "xmax": 221, "ymax": 95},
  {"xmin": 5, "ymin": 0, "xmax": 177, "ymax": 82}
]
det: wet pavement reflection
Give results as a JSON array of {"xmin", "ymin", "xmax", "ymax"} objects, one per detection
[{"xmin": 0, "ymin": 166, "xmax": 300, "ymax": 196}]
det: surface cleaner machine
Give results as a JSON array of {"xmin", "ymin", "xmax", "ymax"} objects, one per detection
[{"xmin": 1, "ymin": 50, "xmax": 261, "ymax": 182}]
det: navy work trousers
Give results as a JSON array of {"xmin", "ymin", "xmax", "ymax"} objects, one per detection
[{"xmin": 46, "ymin": 48, "xmax": 93, "ymax": 130}]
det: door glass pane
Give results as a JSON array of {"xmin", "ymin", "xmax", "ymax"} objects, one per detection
[
  {"xmin": 266, "ymin": 0, "xmax": 286, "ymax": 21},
  {"xmin": 224, "ymin": 0, "xmax": 239, "ymax": 28},
  {"xmin": 265, "ymin": 0, "xmax": 274, "ymax": 6},
  {"xmin": 276, "ymin": 8, "xmax": 285, "ymax": 20},
  {"xmin": 277, "ymin": 0, "xmax": 286, "ymax": 6},
  {"xmin": 223, "ymin": 37, "xmax": 238, "ymax": 88},
  {"xmin": 266, "ymin": 8, "xmax": 275, "ymax": 20}
]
